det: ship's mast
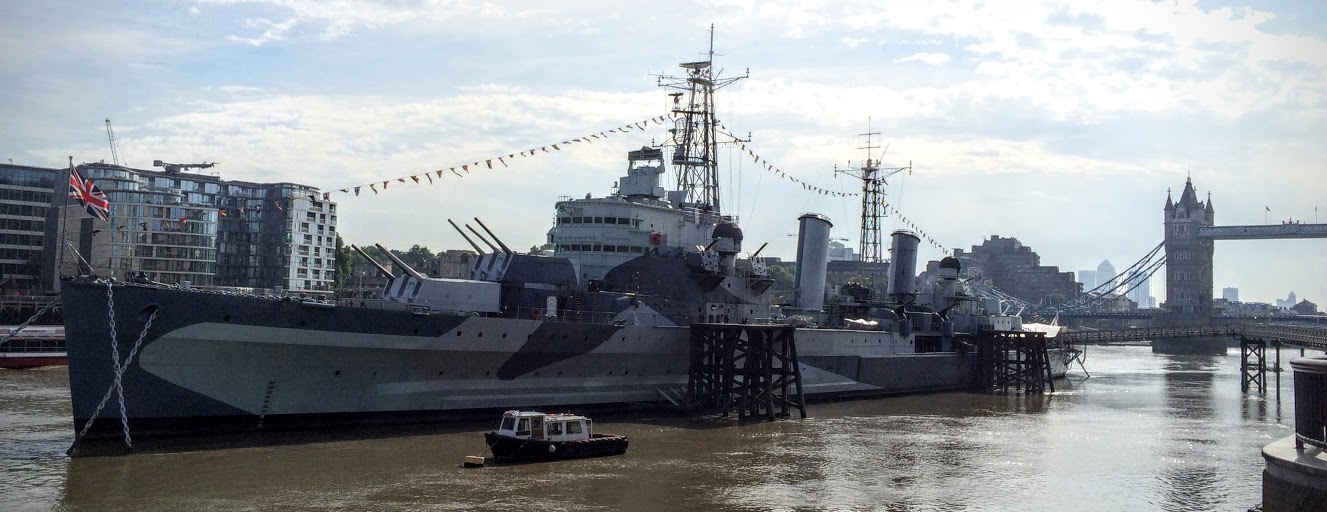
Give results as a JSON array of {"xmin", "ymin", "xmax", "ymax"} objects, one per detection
[
  {"xmin": 657, "ymin": 25, "xmax": 746, "ymax": 212},
  {"xmin": 834, "ymin": 119, "xmax": 911, "ymax": 263}
]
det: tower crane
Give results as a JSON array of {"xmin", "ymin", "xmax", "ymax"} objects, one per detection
[
  {"xmin": 104, "ymin": 118, "xmax": 122, "ymax": 166},
  {"xmin": 153, "ymin": 160, "xmax": 219, "ymax": 173}
]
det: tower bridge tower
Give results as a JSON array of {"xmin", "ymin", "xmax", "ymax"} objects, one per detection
[{"xmin": 1162, "ymin": 178, "xmax": 1215, "ymax": 325}]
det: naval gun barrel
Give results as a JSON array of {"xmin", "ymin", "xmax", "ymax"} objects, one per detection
[
  {"xmin": 447, "ymin": 219, "xmax": 485, "ymax": 255},
  {"xmin": 350, "ymin": 244, "xmax": 395, "ymax": 279},
  {"xmin": 373, "ymin": 243, "xmax": 423, "ymax": 279},
  {"xmin": 473, "ymin": 217, "xmax": 512, "ymax": 255},
  {"xmin": 465, "ymin": 224, "xmax": 500, "ymax": 254}
]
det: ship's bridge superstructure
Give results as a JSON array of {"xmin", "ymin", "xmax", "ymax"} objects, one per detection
[{"xmin": 549, "ymin": 146, "xmax": 729, "ymax": 283}]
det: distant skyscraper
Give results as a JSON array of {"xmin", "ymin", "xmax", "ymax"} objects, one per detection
[
  {"xmin": 1222, "ymin": 287, "xmax": 1239, "ymax": 302},
  {"xmin": 1096, "ymin": 259, "xmax": 1117, "ymax": 289},
  {"xmin": 1126, "ymin": 273, "xmax": 1153, "ymax": 309},
  {"xmin": 1277, "ymin": 292, "xmax": 1298, "ymax": 309},
  {"xmin": 1078, "ymin": 270, "xmax": 1097, "ymax": 291}
]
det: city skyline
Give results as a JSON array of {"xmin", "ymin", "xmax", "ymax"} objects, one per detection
[{"xmin": 2, "ymin": 0, "xmax": 1324, "ymax": 304}]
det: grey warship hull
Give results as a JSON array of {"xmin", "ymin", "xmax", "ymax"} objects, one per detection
[{"xmin": 63, "ymin": 279, "xmax": 980, "ymax": 444}]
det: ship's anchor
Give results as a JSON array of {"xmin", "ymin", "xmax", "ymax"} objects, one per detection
[{"xmin": 67, "ymin": 282, "xmax": 159, "ymax": 455}]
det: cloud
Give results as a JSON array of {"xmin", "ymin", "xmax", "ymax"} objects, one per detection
[
  {"xmin": 226, "ymin": 17, "xmax": 301, "ymax": 46},
  {"xmin": 894, "ymin": 52, "xmax": 951, "ymax": 65}
]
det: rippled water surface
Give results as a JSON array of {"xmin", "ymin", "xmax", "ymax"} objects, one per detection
[{"xmin": 0, "ymin": 346, "xmax": 1308, "ymax": 511}]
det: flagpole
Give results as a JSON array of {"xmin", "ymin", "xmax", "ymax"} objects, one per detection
[{"xmin": 58, "ymin": 156, "xmax": 71, "ymax": 284}]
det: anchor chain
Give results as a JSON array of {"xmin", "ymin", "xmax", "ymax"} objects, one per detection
[
  {"xmin": 70, "ymin": 282, "xmax": 157, "ymax": 452},
  {"xmin": 0, "ymin": 296, "xmax": 60, "ymax": 347}
]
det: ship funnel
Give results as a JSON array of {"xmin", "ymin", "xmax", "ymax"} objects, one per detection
[
  {"xmin": 887, "ymin": 230, "xmax": 921, "ymax": 300},
  {"xmin": 794, "ymin": 213, "xmax": 832, "ymax": 312}
]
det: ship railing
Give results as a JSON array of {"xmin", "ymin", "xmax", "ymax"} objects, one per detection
[
  {"xmin": 517, "ymin": 305, "xmax": 617, "ymax": 325},
  {"xmin": 0, "ymin": 335, "xmax": 65, "ymax": 353}
]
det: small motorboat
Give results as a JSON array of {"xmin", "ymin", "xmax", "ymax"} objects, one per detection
[{"xmin": 482, "ymin": 410, "xmax": 628, "ymax": 463}]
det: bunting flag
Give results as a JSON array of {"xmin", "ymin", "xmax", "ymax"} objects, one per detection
[
  {"xmin": 725, "ymin": 126, "xmax": 950, "ymax": 253},
  {"xmin": 318, "ymin": 115, "xmax": 668, "ymax": 200}
]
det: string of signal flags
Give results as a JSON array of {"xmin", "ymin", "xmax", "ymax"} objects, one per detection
[
  {"xmin": 716, "ymin": 123, "xmax": 951, "ymax": 256},
  {"xmin": 314, "ymin": 114, "xmax": 949, "ymax": 255},
  {"xmin": 318, "ymin": 115, "xmax": 672, "ymax": 200}
]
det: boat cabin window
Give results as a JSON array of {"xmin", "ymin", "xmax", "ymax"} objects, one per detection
[
  {"xmin": 500, "ymin": 417, "xmax": 516, "ymax": 431},
  {"xmin": 548, "ymin": 422, "xmax": 563, "ymax": 436},
  {"xmin": 566, "ymin": 421, "xmax": 583, "ymax": 434},
  {"xmin": 517, "ymin": 418, "xmax": 530, "ymax": 436}
]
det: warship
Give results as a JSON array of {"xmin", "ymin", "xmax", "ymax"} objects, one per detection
[{"xmin": 61, "ymin": 48, "xmax": 1068, "ymax": 451}]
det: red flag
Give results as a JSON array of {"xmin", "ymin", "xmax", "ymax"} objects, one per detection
[{"xmin": 68, "ymin": 164, "xmax": 110, "ymax": 220}]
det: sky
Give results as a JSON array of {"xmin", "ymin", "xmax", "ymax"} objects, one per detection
[{"xmin": 2, "ymin": 0, "xmax": 1325, "ymax": 305}]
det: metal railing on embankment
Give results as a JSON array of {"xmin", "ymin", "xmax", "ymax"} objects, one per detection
[{"xmin": 1058, "ymin": 324, "xmax": 1327, "ymax": 352}]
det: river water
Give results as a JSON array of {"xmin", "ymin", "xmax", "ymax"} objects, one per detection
[{"xmin": 0, "ymin": 346, "xmax": 1311, "ymax": 511}]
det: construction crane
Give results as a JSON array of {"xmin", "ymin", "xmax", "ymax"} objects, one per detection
[
  {"xmin": 153, "ymin": 160, "xmax": 219, "ymax": 173},
  {"xmin": 104, "ymin": 118, "xmax": 122, "ymax": 166}
]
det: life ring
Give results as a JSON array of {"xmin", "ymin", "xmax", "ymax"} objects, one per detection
[{"xmin": 531, "ymin": 309, "xmax": 543, "ymax": 320}]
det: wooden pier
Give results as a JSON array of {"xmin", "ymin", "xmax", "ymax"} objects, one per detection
[
  {"xmin": 687, "ymin": 324, "xmax": 806, "ymax": 420},
  {"xmin": 974, "ymin": 330, "xmax": 1055, "ymax": 394}
]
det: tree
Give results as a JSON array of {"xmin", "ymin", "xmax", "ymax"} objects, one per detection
[
  {"xmin": 400, "ymin": 244, "xmax": 436, "ymax": 268},
  {"xmin": 334, "ymin": 234, "xmax": 352, "ymax": 288}
]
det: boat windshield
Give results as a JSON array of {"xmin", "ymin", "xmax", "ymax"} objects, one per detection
[{"xmin": 500, "ymin": 417, "xmax": 516, "ymax": 431}]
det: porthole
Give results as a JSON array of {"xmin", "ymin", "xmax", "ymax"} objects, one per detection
[
  {"xmin": 334, "ymin": 370, "xmax": 341, "ymax": 376},
  {"xmin": 456, "ymin": 331, "xmax": 463, "ymax": 337},
  {"xmin": 477, "ymin": 332, "xmax": 483, "ymax": 338},
  {"xmin": 223, "ymin": 314, "xmax": 231, "ymax": 322}
]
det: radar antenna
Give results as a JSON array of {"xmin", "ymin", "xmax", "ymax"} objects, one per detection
[
  {"xmin": 655, "ymin": 24, "xmax": 747, "ymax": 212},
  {"xmin": 833, "ymin": 118, "xmax": 911, "ymax": 263}
]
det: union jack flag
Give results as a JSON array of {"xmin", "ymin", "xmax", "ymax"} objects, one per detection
[{"xmin": 68, "ymin": 164, "xmax": 110, "ymax": 220}]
